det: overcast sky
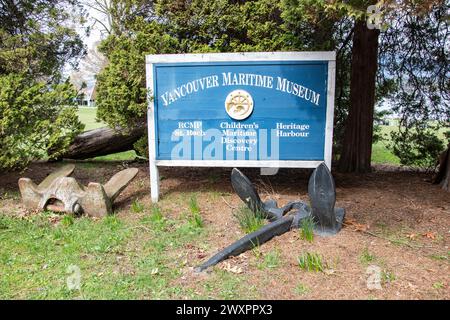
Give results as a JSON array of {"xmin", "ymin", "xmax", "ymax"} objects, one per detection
[
  {"xmin": 80, "ymin": 2, "xmax": 109, "ymax": 50},
  {"xmin": 67, "ymin": 1, "xmax": 110, "ymax": 89}
]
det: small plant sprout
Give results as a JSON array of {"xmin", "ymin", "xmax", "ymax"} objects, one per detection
[
  {"xmin": 258, "ymin": 249, "xmax": 281, "ymax": 269},
  {"xmin": 297, "ymin": 252, "xmax": 326, "ymax": 272},
  {"xmin": 432, "ymin": 282, "xmax": 444, "ymax": 290},
  {"xmin": 131, "ymin": 199, "xmax": 145, "ymax": 213},
  {"xmin": 61, "ymin": 215, "xmax": 74, "ymax": 227},
  {"xmin": 234, "ymin": 205, "xmax": 265, "ymax": 234},
  {"xmin": 300, "ymin": 216, "xmax": 315, "ymax": 242},
  {"xmin": 189, "ymin": 194, "xmax": 200, "ymax": 214},
  {"xmin": 381, "ymin": 270, "xmax": 396, "ymax": 284},
  {"xmin": 294, "ymin": 283, "xmax": 310, "ymax": 296},
  {"xmin": 189, "ymin": 212, "xmax": 204, "ymax": 228},
  {"xmin": 359, "ymin": 247, "xmax": 376, "ymax": 265},
  {"xmin": 251, "ymin": 245, "xmax": 262, "ymax": 259},
  {"xmin": 150, "ymin": 205, "xmax": 165, "ymax": 224},
  {"xmin": 188, "ymin": 194, "xmax": 203, "ymax": 228}
]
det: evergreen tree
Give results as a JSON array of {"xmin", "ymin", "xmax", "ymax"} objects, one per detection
[{"xmin": 0, "ymin": 0, "xmax": 85, "ymax": 170}]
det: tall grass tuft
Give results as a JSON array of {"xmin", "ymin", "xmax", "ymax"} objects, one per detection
[
  {"xmin": 300, "ymin": 216, "xmax": 315, "ymax": 242},
  {"xmin": 234, "ymin": 205, "xmax": 265, "ymax": 234},
  {"xmin": 297, "ymin": 252, "xmax": 326, "ymax": 272}
]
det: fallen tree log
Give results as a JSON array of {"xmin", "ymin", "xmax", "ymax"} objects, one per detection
[
  {"xmin": 433, "ymin": 142, "xmax": 450, "ymax": 192},
  {"xmin": 61, "ymin": 125, "xmax": 146, "ymax": 160}
]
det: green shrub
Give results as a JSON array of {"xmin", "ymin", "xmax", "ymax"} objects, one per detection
[
  {"xmin": 188, "ymin": 195, "xmax": 203, "ymax": 228},
  {"xmin": 0, "ymin": 75, "xmax": 84, "ymax": 170},
  {"xmin": 390, "ymin": 127, "xmax": 445, "ymax": 171},
  {"xmin": 133, "ymin": 134, "xmax": 149, "ymax": 159}
]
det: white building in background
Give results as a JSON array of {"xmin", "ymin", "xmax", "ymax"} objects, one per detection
[{"xmin": 77, "ymin": 84, "xmax": 97, "ymax": 107}]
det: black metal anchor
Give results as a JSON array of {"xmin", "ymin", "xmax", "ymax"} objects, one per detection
[{"xmin": 195, "ymin": 163, "xmax": 345, "ymax": 272}]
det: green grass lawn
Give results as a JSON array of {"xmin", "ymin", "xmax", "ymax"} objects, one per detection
[
  {"xmin": 0, "ymin": 196, "xmax": 256, "ymax": 300},
  {"xmin": 371, "ymin": 125, "xmax": 401, "ymax": 165},
  {"xmin": 77, "ymin": 107, "xmax": 105, "ymax": 131},
  {"xmin": 0, "ymin": 205, "xmax": 217, "ymax": 299}
]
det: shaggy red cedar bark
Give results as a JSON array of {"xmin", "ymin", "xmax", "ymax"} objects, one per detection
[{"xmin": 339, "ymin": 20, "xmax": 380, "ymax": 173}]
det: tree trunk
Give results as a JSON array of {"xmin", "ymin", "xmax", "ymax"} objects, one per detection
[
  {"xmin": 338, "ymin": 20, "xmax": 380, "ymax": 173},
  {"xmin": 61, "ymin": 125, "xmax": 145, "ymax": 160},
  {"xmin": 433, "ymin": 143, "xmax": 450, "ymax": 191}
]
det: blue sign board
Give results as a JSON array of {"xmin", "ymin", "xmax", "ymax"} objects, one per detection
[{"xmin": 146, "ymin": 52, "xmax": 336, "ymax": 202}]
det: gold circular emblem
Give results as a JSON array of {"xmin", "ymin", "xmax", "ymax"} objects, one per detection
[{"xmin": 224, "ymin": 90, "xmax": 254, "ymax": 120}]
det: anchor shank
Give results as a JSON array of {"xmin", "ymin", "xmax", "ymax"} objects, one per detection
[{"xmin": 195, "ymin": 215, "xmax": 294, "ymax": 272}]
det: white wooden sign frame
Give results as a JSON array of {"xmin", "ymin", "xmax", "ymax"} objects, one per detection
[{"xmin": 146, "ymin": 51, "xmax": 336, "ymax": 202}]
